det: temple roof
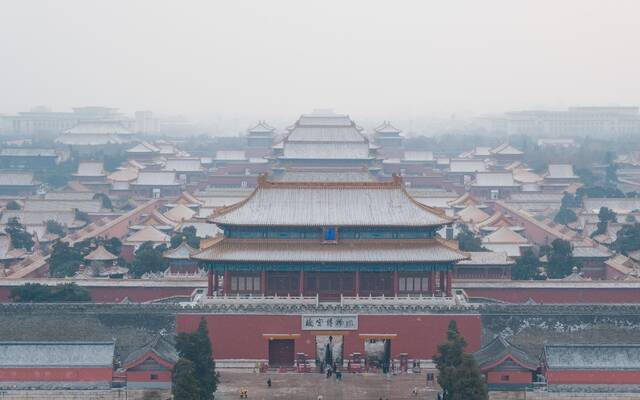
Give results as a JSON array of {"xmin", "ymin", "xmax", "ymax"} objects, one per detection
[
  {"xmin": 84, "ymin": 245, "xmax": 118, "ymax": 261},
  {"xmin": 215, "ymin": 150, "xmax": 248, "ymax": 161},
  {"xmin": 164, "ymin": 204, "xmax": 196, "ymax": 222},
  {"xmin": 163, "ymin": 241, "xmax": 198, "ymax": 260},
  {"xmin": 133, "ymin": 171, "xmax": 180, "ymax": 186},
  {"xmin": 212, "ymin": 177, "xmax": 451, "ymax": 227},
  {"xmin": 0, "ymin": 341, "xmax": 114, "ymax": 368},
  {"xmin": 280, "ymin": 142, "xmax": 372, "ymax": 160},
  {"xmin": 193, "ymin": 238, "xmax": 467, "ymax": 263},
  {"xmin": 458, "ymin": 251, "xmax": 514, "ymax": 266},
  {"xmin": 482, "ymin": 227, "xmax": 529, "ymax": 244},
  {"xmin": 491, "ymin": 143, "xmax": 523, "ymax": 156},
  {"xmin": 163, "ymin": 158, "xmax": 202, "ymax": 173},
  {"xmin": 124, "ymin": 336, "xmax": 178, "ymax": 368},
  {"xmin": 546, "ymin": 164, "xmax": 578, "ymax": 179},
  {"xmin": 126, "ymin": 226, "xmax": 170, "ymax": 243},
  {"xmin": 248, "ymin": 121, "xmax": 276, "ymax": 134},
  {"xmin": 287, "ymin": 126, "xmax": 366, "ymax": 143},
  {"xmin": 474, "ymin": 336, "xmax": 538, "ymax": 370},
  {"xmin": 0, "ymin": 171, "xmax": 36, "ymax": 187},
  {"xmin": 74, "ymin": 161, "xmax": 106, "ymax": 177},
  {"xmin": 275, "ymin": 170, "xmax": 376, "ymax": 183},
  {"xmin": 449, "ymin": 160, "xmax": 487, "ymax": 173},
  {"xmin": 544, "ymin": 344, "xmax": 640, "ymax": 370},
  {"xmin": 473, "ymin": 172, "xmax": 518, "ymax": 187},
  {"xmin": 374, "ymin": 121, "xmax": 402, "ymax": 134},
  {"xmin": 457, "ymin": 205, "xmax": 491, "ymax": 224}
]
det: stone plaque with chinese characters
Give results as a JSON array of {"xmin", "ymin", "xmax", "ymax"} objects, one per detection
[{"xmin": 301, "ymin": 315, "xmax": 358, "ymax": 330}]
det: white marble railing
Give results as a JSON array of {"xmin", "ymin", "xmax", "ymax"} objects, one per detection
[
  {"xmin": 190, "ymin": 290, "xmax": 470, "ymax": 306},
  {"xmin": 340, "ymin": 294, "xmax": 460, "ymax": 306},
  {"xmin": 196, "ymin": 293, "xmax": 320, "ymax": 305}
]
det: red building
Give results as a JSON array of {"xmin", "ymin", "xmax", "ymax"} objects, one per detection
[
  {"xmin": 543, "ymin": 344, "xmax": 640, "ymax": 392},
  {"xmin": 0, "ymin": 341, "xmax": 115, "ymax": 390},
  {"xmin": 122, "ymin": 336, "xmax": 178, "ymax": 390},
  {"xmin": 473, "ymin": 336, "xmax": 539, "ymax": 391}
]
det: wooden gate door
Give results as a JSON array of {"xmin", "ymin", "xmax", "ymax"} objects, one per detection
[{"xmin": 268, "ymin": 339, "xmax": 295, "ymax": 367}]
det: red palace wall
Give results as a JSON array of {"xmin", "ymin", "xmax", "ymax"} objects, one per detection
[
  {"xmin": 546, "ymin": 370, "xmax": 640, "ymax": 385},
  {"xmin": 177, "ymin": 313, "xmax": 482, "ymax": 361},
  {"xmin": 0, "ymin": 367, "xmax": 112, "ymax": 382}
]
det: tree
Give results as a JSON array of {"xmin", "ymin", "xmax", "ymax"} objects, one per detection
[
  {"xmin": 450, "ymin": 354, "xmax": 488, "ymax": 400},
  {"xmin": 511, "ymin": 248, "xmax": 544, "ymax": 280},
  {"xmin": 129, "ymin": 241, "xmax": 167, "ymax": 277},
  {"xmin": 6, "ymin": 200, "xmax": 21, "ymax": 210},
  {"xmin": 93, "ymin": 193, "xmax": 113, "ymax": 210},
  {"xmin": 613, "ymin": 223, "xmax": 640, "ymax": 255},
  {"xmin": 545, "ymin": 239, "xmax": 574, "ymax": 279},
  {"xmin": 455, "ymin": 225, "xmax": 486, "ymax": 252},
  {"xmin": 553, "ymin": 207, "xmax": 577, "ymax": 225},
  {"xmin": 591, "ymin": 206, "xmax": 617, "ymax": 238},
  {"xmin": 10, "ymin": 283, "xmax": 91, "ymax": 302},
  {"xmin": 433, "ymin": 320, "xmax": 467, "ymax": 400},
  {"xmin": 75, "ymin": 210, "xmax": 91, "ymax": 224},
  {"xmin": 172, "ymin": 359, "xmax": 200, "ymax": 400},
  {"xmin": 46, "ymin": 219, "xmax": 65, "ymax": 236},
  {"xmin": 48, "ymin": 241, "xmax": 83, "ymax": 277},
  {"xmin": 171, "ymin": 226, "xmax": 200, "ymax": 249},
  {"xmin": 175, "ymin": 318, "xmax": 218, "ymax": 399},
  {"xmin": 5, "ymin": 217, "xmax": 34, "ymax": 251},
  {"xmin": 560, "ymin": 192, "xmax": 578, "ymax": 209}
]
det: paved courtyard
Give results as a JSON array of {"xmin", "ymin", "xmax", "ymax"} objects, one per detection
[{"xmin": 216, "ymin": 371, "xmax": 440, "ymax": 400}]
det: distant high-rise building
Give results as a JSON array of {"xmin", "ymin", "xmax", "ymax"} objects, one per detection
[{"xmin": 479, "ymin": 106, "xmax": 640, "ymax": 136}]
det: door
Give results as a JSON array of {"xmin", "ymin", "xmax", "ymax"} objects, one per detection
[{"xmin": 269, "ymin": 339, "xmax": 295, "ymax": 367}]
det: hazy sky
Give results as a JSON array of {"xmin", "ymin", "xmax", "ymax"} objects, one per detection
[{"xmin": 2, "ymin": 0, "xmax": 640, "ymax": 120}]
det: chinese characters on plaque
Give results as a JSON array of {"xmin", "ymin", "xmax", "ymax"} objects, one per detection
[{"xmin": 301, "ymin": 315, "xmax": 358, "ymax": 330}]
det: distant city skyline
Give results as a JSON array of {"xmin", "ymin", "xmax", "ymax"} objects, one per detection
[{"xmin": 2, "ymin": 0, "xmax": 640, "ymax": 120}]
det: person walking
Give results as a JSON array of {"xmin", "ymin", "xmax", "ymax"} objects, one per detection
[{"xmin": 267, "ymin": 377, "xmax": 272, "ymax": 388}]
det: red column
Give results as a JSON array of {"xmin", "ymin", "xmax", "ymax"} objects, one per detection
[
  {"xmin": 207, "ymin": 268, "xmax": 213, "ymax": 297},
  {"xmin": 393, "ymin": 270, "xmax": 399, "ymax": 297},
  {"xmin": 439, "ymin": 271, "xmax": 445, "ymax": 296},
  {"xmin": 446, "ymin": 271, "xmax": 453, "ymax": 297},
  {"xmin": 299, "ymin": 270, "xmax": 305, "ymax": 296},
  {"xmin": 261, "ymin": 270, "xmax": 267, "ymax": 296},
  {"xmin": 223, "ymin": 270, "xmax": 230, "ymax": 295},
  {"xmin": 428, "ymin": 271, "xmax": 435, "ymax": 296},
  {"xmin": 355, "ymin": 270, "xmax": 360, "ymax": 297}
]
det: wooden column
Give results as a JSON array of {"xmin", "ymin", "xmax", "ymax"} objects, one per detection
[
  {"xmin": 446, "ymin": 271, "xmax": 453, "ymax": 297},
  {"xmin": 355, "ymin": 270, "xmax": 360, "ymax": 297},
  {"xmin": 299, "ymin": 270, "xmax": 305, "ymax": 296},
  {"xmin": 207, "ymin": 268, "xmax": 213, "ymax": 297},
  {"xmin": 261, "ymin": 270, "xmax": 267, "ymax": 296},
  {"xmin": 393, "ymin": 270, "xmax": 399, "ymax": 297},
  {"xmin": 428, "ymin": 271, "xmax": 435, "ymax": 296},
  {"xmin": 439, "ymin": 271, "xmax": 445, "ymax": 296},
  {"xmin": 223, "ymin": 269, "xmax": 230, "ymax": 295}
]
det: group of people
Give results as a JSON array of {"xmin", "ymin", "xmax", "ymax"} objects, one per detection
[{"xmin": 323, "ymin": 362, "xmax": 343, "ymax": 380}]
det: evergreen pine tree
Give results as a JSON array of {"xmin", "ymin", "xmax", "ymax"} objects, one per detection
[
  {"xmin": 450, "ymin": 354, "xmax": 488, "ymax": 400},
  {"xmin": 172, "ymin": 359, "xmax": 199, "ymax": 400},
  {"xmin": 175, "ymin": 318, "xmax": 218, "ymax": 400},
  {"xmin": 433, "ymin": 320, "xmax": 467, "ymax": 400}
]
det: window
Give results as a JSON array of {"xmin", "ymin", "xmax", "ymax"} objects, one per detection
[
  {"xmin": 399, "ymin": 275, "xmax": 429, "ymax": 294},
  {"xmin": 230, "ymin": 274, "xmax": 261, "ymax": 293},
  {"xmin": 501, "ymin": 375, "xmax": 510, "ymax": 382},
  {"xmin": 323, "ymin": 227, "xmax": 337, "ymax": 242},
  {"xmin": 150, "ymin": 374, "xmax": 158, "ymax": 380},
  {"xmin": 490, "ymin": 189, "xmax": 499, "ymax": 200}
]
